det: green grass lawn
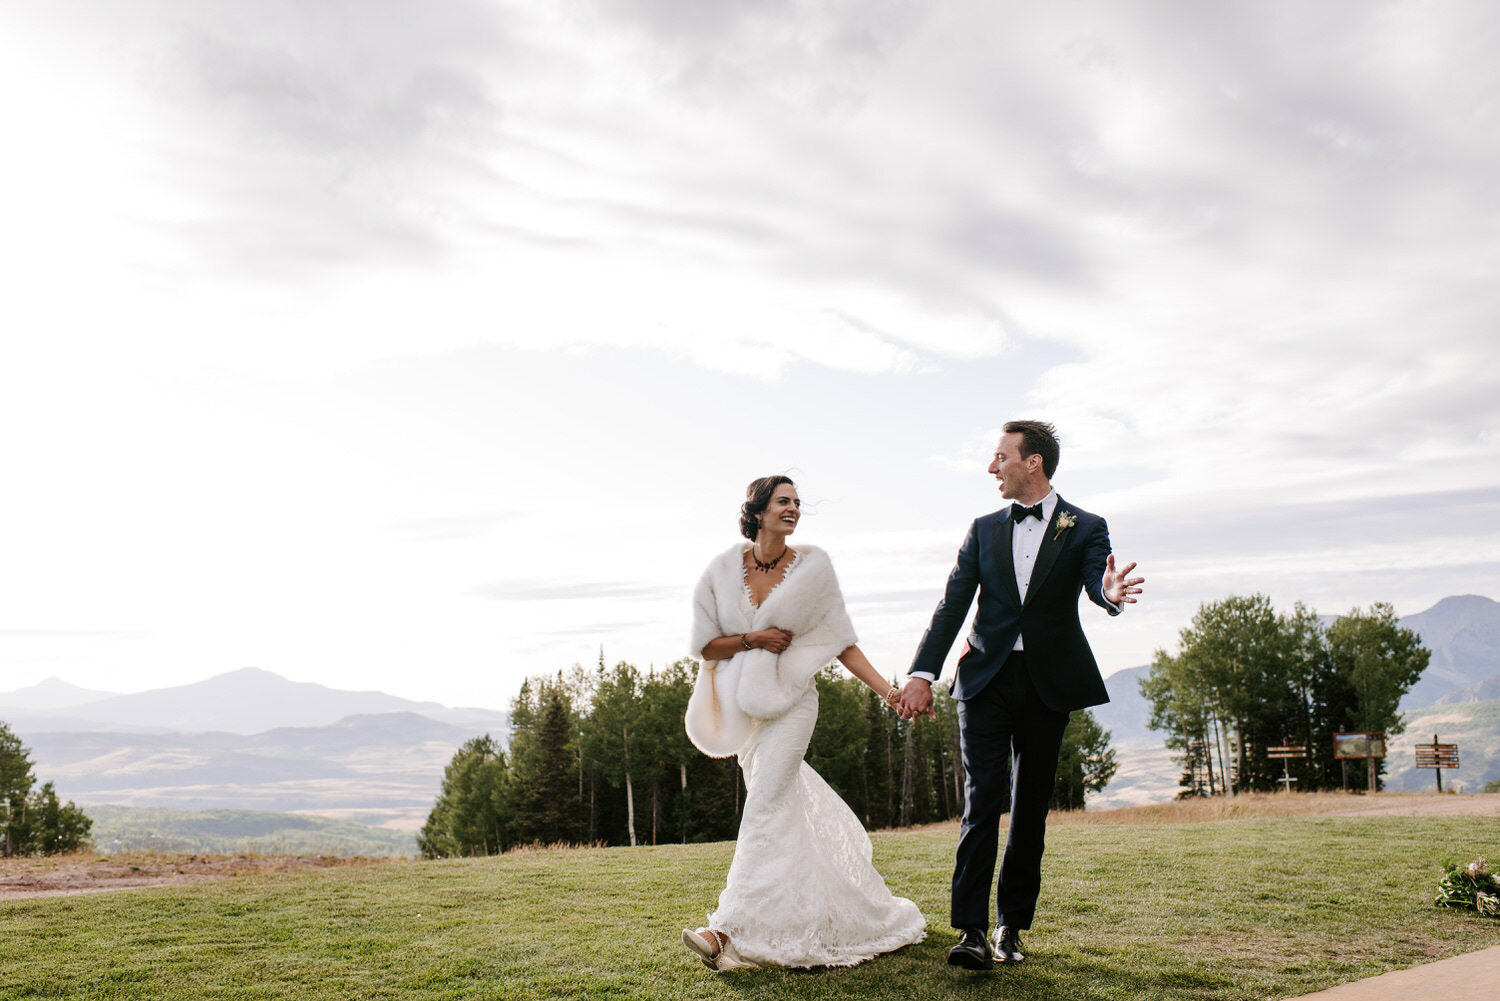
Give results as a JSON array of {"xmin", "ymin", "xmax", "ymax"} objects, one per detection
[{"xmin": 2, "ymin": 817, "xmax": 1495, "ymax": 1000}]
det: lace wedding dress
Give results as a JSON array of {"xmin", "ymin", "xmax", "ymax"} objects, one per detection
[{"xmin": 707, "ymin": 685, "xmax": 927, "ymax": 969}]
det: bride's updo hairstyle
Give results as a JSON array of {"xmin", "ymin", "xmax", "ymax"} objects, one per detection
[{"xmin": 740, "ymin": 475, "xmax": 796, "ymax": 540}]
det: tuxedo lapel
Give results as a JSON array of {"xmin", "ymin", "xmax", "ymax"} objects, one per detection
[
  {"xmin": 991, "ymin": 512, "xmax": 1024, "ymax": 607},
  {"xmin": 1025, "ymin": 499, "xmax": 1068, "ymax": 607}
]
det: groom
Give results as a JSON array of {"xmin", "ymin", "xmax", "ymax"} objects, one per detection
[{"xmin": 897, "ymin": 420, "xmax": 1141, "ymax": 970}]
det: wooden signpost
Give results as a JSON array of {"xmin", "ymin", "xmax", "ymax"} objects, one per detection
[
  {"xmin": 1267, "ymin": 745, "xmax": 1308, "ymax": 792},
  {"xmin": 1413, "ymin": 734, "xmax": 1459, "ymax": 792},
  {"xmin": 1333, "ymin": 732, "xmax": 1386, "ymax": 792}
]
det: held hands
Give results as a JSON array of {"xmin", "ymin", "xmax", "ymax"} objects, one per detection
[
  {"xmin": 1103, "ymin": 554, "xmax": 1144, "ymax": 606},
  {"xmin": 749, "ymin": 628, "xmax": 794, "ymax": 654},
  {"xmin": 894, "ymin": 677, "xmax": 935, "ymax": 721}
]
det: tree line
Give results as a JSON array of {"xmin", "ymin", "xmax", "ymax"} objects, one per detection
[
  {"xmin": 419, "ymin": 657, "xmax": 1118, "ymax": 857},
  {"xmin": 1141, "ymin": 597, "xmax": 1428, "ymax": 796},
  {"xmin": 1, "ymin": 721, "xmax": 93, "ymax": 856}
]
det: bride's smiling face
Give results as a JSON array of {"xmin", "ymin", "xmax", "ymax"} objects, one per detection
[{"xmin": 761, "ymin": 484, "xmax": 801, "ymax": 537}]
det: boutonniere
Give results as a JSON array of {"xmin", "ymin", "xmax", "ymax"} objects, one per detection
[{"xmin": 1052, "ymin": 510, "xmax": 1076, "ymax": 541}]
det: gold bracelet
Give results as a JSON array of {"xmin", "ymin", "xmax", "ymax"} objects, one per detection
[
  {"xmin": 884, "ymin": 684, "xmax": 900, "ymax": 708},
  {"xmin": 741, "ymin": 634, "xmax": 753, "ymax": 650}
]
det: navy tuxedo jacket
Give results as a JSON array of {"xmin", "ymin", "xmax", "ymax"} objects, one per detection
[{"xmin": 909, "ymin": 496, "xmax": 1115, "ymax": 712}]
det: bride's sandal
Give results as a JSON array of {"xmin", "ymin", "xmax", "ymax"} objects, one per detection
[{"xmin": 681, "ymin": 928, "xmax": 723, "ymax": 970}]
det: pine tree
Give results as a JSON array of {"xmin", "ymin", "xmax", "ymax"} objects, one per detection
[
  {"xmin": 1145, "ymin": 595, "xmax": 1430, "ymax": 796},
  {"xmin": 1326, "ymin": 602, "xmax": 1429, "ymax": 791},
  {"xmin": 518, "ymin": 687, "xmax": 583, "ymax": 845},
  {"xmin": 25, "ymin": 782, "xmax": 92, "ymax": 855},
  {"xmin": 858, "ymin": 687, "xmax": 897, "ymax": 829},
  {"xmin": 1051, "ymin": 710, "xmax": 1118, "ymax": 810},
  {"xmin": 418, "ymin": 735, "xmax": 511, "ymax": 858},
  {"xmin": 0, "ymin": 723, "xmax": 92, "ymax": 856},
  {"xmin": 582, "ymin": 662, "xmax": 641, "ymax": 845},
  {"xmin": 1, "ymin": 722, "xmax": 35, "ymax": 856},
  {"xmin": 637, "ymin": 660, "xmax": 697, "ymax": 845},
  {"xmin": 807, "ymin": 668, "xmax": 871, "ymax": 814}
]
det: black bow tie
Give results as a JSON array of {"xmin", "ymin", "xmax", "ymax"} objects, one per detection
[{"xmin": 1011, "ymin": 502, "xmax": 1044, "ymax": 523}]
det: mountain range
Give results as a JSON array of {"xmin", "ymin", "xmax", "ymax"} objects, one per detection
[
  {"xmin": 0, "ymin": 666, "xmax": 508, "ymax": 735},
  {"xmin": 0, "ymin": 668, "xmax": 510, "ymax": 832},
  {"xmin": 1398, "ymin": 595, "xmax": 1500, "ymax": 708},
  {"xmin": 20, "ymin": 711, "xmax": 495, "ymax": 831},
  {"xmin": 0, "ymin": 676, "xmax": 119, "ymax": 713}
]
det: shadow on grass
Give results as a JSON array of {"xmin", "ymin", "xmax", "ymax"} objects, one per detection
[{"xmin": 701, "ymin": 939, "xmax": 1239, "ymax": 1001}]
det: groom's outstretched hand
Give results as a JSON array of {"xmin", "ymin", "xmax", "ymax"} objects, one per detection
[
  {"xmin": 1103, "ymin": 554, "xmax": 1145, "ymax": 606},
  {"xmin": 895, "ymin": 678, "xmax": 935, "ymax": 720}
]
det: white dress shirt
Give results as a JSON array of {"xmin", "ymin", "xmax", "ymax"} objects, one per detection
[
  {"xmin": 1008, "ymin": 490, "xmax": 1059, "ymax": 649},
  {"xmin": 909, "ymin": 490, "xmax": 1120, "ymax": 683}
]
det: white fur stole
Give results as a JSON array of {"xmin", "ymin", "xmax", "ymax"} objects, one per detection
[{"xmin": 684, "ymin": 543, "xmax": 857, "ymax": 757}]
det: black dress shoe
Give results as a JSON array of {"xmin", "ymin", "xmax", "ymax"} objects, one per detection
[
  {"xmin": 992, "ymin": 925, "xmax": 1025, "ymax": 964},
  {"xmin": 947, "ymin": 927, "xmax": 994, "ymax": 970}
]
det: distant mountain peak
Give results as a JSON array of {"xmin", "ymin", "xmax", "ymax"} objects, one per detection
[
  {"xmin": 1422, "ymin": 594, "xmax": 1498, "ymax": 612},
  {"xmin": 209, "ymin": 666, "xmax": 297, "ymax": 684},
  {"xmin": 0, "ymin": 676, "xmax": 120, "ymax": 712},
  {"xmin": 10, "ymin": 667, "xmax": 458, "ymax": 735},
  {"xmin": 1400, "ymin": 593, "xmax": 1500, "ymax": 710},
  {"xmin": 5, "ymin": 676, "xmax": 98, "ymax": 694},
  {"xmin": 35, "ymin": 676, "xmax": 92, "ymax": 693}
]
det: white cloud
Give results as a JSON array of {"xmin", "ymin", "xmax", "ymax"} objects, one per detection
[{"xmin": 3, "ymin": 1, "xmax": 1498, "ymax": 706}]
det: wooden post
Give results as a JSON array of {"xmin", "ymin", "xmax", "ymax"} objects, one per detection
[
  {"xmin": 1415, "ymin": 735, "xmax": 1460, "ymax": 792},
  {"xmin": 1266, "ymin": 745, "xmax": 1307, "ymax": 792}
]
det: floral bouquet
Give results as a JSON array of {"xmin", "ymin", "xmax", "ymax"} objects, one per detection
[{"xmin": 1435, "ymin": 858, "xmax": 1499, "ymax": 917}]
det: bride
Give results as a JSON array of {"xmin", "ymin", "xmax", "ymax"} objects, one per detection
[{"xmin": 680, "ymin": 474, "xmax": 926, "ymax": 971}]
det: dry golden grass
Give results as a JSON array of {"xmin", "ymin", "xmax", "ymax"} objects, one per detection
[
  {"xmin": 1062, "ymin": 790, "xmax": 1500, "ymax": 824},
  {"xmin": 900, "ymin": 790, "xmax": 1500, "ymax": 832},
  {"xmin": 498, "ymin": 838, "xmax": 609, "ymax": 855}
]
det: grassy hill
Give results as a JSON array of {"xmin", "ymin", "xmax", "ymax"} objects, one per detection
[
  {"xmin": 2, "ymin": 805, "xmax": 1495, "ymax": 1000},
  {"xmin": 22, "ymin": 712, "xmax": 486, "ymax": 828},
  {"xmin": 1386, "ymin": 698, "xmax": 1500, "ymax": 792},
  {"xmin": 85, "ymin": 805, "xmax": 417, "ymax": 857}
]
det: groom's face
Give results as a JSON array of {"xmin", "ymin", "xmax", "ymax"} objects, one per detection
[{"xmin": 989, "ymin": 432, "xmax": 1038, "ymax": 500}]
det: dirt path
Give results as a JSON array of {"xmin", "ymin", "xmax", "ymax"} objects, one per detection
[
  {"xmin": 0, "ymin": 853, "xmax": 394, "ymax": 901},
  {"xmin": 1317, "ymin": 791, "xmax": 1500, "ymax": 817},
  {"xmin": 907, "ymin": 791, "xmax": 1500, "ymax": 832},
  {"xmin": 1053, "ymin": 790, "xmax": 1500, "ymax": 826}
]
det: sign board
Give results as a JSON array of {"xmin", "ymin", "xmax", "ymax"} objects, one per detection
[
  {"xmin": 1267, "ymin": 744, "xmax": 1308, "ymax": 793},
  {"xmin": 1333, "ymin": 732, "xmax": 1385, "ymax": 759},
  {"xmin": 1415, "ymin": 735, "xmax": 1460, "ymax": 791},
  {"xmin": 1415, "ymin": 743, "xmax": 1459, "ymax": 769},
  {"xmin": 1415, "ymin": 756, "xmax": 1459, "ymax": 768}
]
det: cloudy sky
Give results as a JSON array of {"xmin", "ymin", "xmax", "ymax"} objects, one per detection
[{"xmin": 3, "ymin": 0, "xmax": 1498, "ymax": 711}]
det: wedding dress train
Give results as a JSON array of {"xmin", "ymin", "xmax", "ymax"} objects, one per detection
[{"xmin": 706, "ymin": 686, "xmax": 926, "ymax": 969}]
